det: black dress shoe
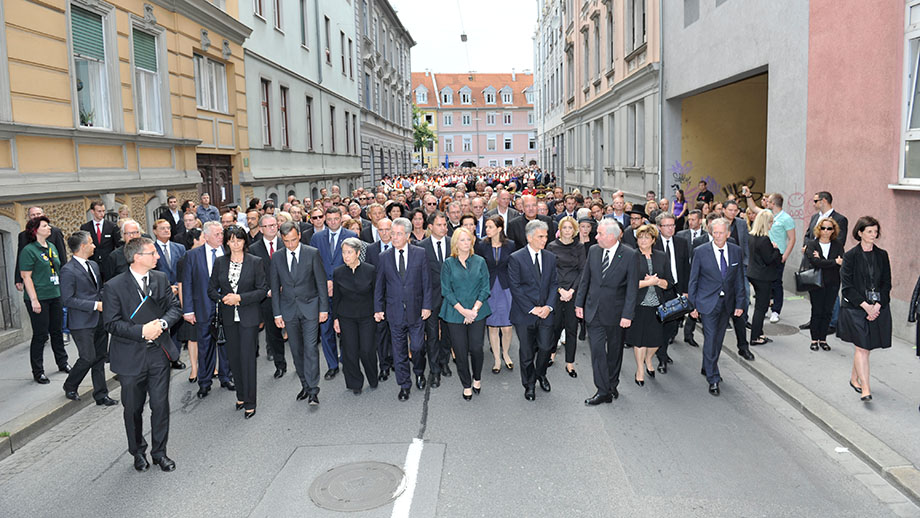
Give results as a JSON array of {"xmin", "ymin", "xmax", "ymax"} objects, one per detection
[
  {"xmin": 296, "ymin": 389, "xmax": 309, "ymax": 401},
  {"xmin": 273, "ymin": 367, "xmax": 286, "ymax": 379},
  {"xmin": 196, "ymin": 386, "xmax": 210, "ymax": 399},
  {"xmin": 472, "ymin": 383, "xmax": 481, "ymax": 394},
  {"xmin": 657, "ymin": 361, "xmax": 668, "ymax": 374},
  {"xmin": 244, "ymin": 409, "xmax": 256, "ymax": 419},
  {"xmin": 415, "ymin": 374, "xmax": 426, "ymax": 390},
  {"xmin": 65, "ymin": 391, "xmax": 81, "ymax": 401},
  {"xmin": 58, "ymin": 363, "xmax": 71, "ymax": 373},
  {"xmin": 738, "ymin": 349, "xmax": 755, "ymax": 361},
  {"xmin": 686, "ymin": 337, "xmax": 700, "ymax": 348},
  {"xmin": 398, "ymin": 387, "xmax": 410, "ymax": 401},
  {"xmin": 308, "ymin": 394, "xmax": 319, "ymax": 406},
  {"xmin": 96, "ymin": 396, "xmax": 118, "ymax": 406},
  {"xmin": 709, "ymin": 382, "xmax": 720, "ymax": 396},
  {"xmin": 324, "ymin": 367, "xmax": 339, "ymax": 380},
  {"xmin": 566, "ymin": 367, "xmax": 578, "ymax": 378},
  {"xmin": 378, "ymin": 371, "xmax": 389, "ymax": 382},
  {"xmin": 585, "ymin": 392, "xmax": 613, "ymax": 405},
  {"xmin": 188, "ymin": 376, "xmax": 197, "ymax": 384},
  {"xmin": 463, "ymin": 392, "xmax": 472, "ymax": 401},
  {"xmin": 635, "ymin": 378, "xmax": 644, "ymax": 387},
  {"xmin": 220, "ymin": 381, "xmax": 236, "ymax": 391},
  {"xmin": 700, "ymin": 368, "xmax": 707, "ymax": 376},
  {"xmin": 524, "ymin": 387, "xmax": 536, "ymax": 401},
  {"xmin": 235, "ymin": 401, "xmax": 244, "ymax": 410},
  {"xmin": 429, "ymin": 374, "xmax": 441, "ymax": 388},
  {"xmin": 828, "ymin": 326, "xmax": 836, "ymax": 334},
  {"xmin": 133, "ymin": 454, "xmax": 150, "ymax": 472},
  {"xmin": 152, "ymin": 455, "xmax": 176, "ymax": 472},
  {"xmin": 34, "ymin": 373, "xmax": 50, "ymax": 384},
  {"xmin": 170, "ymin": 360, "xmax": 186, "ymax": 370},
  {"xmin": 612, "ymin": 388, "xmax": 619, "ymax": 399},
  {"xmin": 799, "ymin": 321, "xmax": 811, "ymax": 330},
  {"xmin": 536, "ymin": 375, "xmax": 551, "ymax": 392},
  {"xmin": 352, "ymin": 388, "xmax": 362, "ymax": 395},
  {"xmin": 441, "ymin": 364, "xmax": 453, "ymax": 377},
  {"xmin": 646, "ymin": 368, "xmax": 655, "ymax": 378},
  {"xmin": 668, "ymin": 337, "xmax": 675, "ymax": 345}
]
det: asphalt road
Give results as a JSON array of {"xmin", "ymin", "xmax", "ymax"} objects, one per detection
[{"xmin": 0, "ymin": 334, "xmax": 917, "ymax": 518}]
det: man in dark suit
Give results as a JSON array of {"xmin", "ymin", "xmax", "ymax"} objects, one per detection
[
  {"xmin": 676, "ymin": 209, "xmax": 706, "ymax": 247},
  {"xmin": 15, "ymin": 206, "xmax": 68, "ymax": 292},
  {"xmin": 250, "ymin": 214, "xmax": 287, "ymax": 378},
  {"xmin": 554, "ymin": 194, "xmax": 578, "ymax": 222},
  {"xmin": 418, "ymin": 212, "xmax": 451, "ymax": 388},
  {"xmin": 301, "ymin": 206, "xmax": 325, "ymax": 245},
  {"xmin": 507, "ymin": 195, "xmax": 556, "ymax": 251},
  {"xmin": 103, "ymin": 237, "xmax": 182, "ymax": 472},
  {"xmin": 311, "ymin": 207, "xmax": 358, "ymax": 380},
  {"xmin": 360, "ymin": 203, "xmax": 385, "ymax": 243},
  {"xmin": 484, "ymin": 190, "xmax": 519, "ymax": 233},
  {"xmin": 688, "ymin": 218, "xmax": 747, "ymax": 396},
  {"xmin": 182, "ymin": 221, "xmax": 233, "ymax": 399},
  {"xmin": 60, "ymin": 231, "xmax": 117, "ymax": 406},
  {"xmin": 81, "ymin": 201, "xmax": 121, "ymax": 281},
  {"xmin": 271, "ymin": 222, "xmax": 328, "ymax": 405},
  {"xmin": 165, "ymin": 195, "xmax": 183, "ymax": 239},
  {"xmin": 153, "ymin": 219, "xmax": 188, "ymax": 370},
  {"xmin": 364, "ymin": 218, "xmax": 394, "ymax": 378},
  {"xmin": 103, "ymin": 219, "xmax": 143, "ymax": 286},
  {"xmin": 652, "ymin": 212, "xmax": 690, "ymax": 372},
  {"xmin": 470, "ymin": 197, "xmax": 487, "ymax": 239},
  {"xmin": 724, "ymin": 200, "xmax": 755, "ymax": 362},
  {"xmin": 619, "ymin": 209, "xmax": 645, "ymax": 249},
  {"xmin": 800, "ymin": 191, "xmax": 848, "ymax": 331},
  {"xmin": 374, "ymin": 217, "xmax": 433, "ymax": 402},
  {"xmin": 508, "ymin": 219, "xmax": 558, "ymax": 401},
  {"xmin": 576, "ymin": 219, "xmax": 638, "ymax": 405},
  {"xmin": 602, "ymin": 194, "xmax": 628, "ymax": 229}
]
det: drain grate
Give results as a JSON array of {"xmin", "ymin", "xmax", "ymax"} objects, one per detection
[
  {"xmin": 763, "ymin": 322, "xmax": 800, "ymax": 336},
  {"xmin": 309, "ymin": 461, "xmax": 406, "ymax": 512}
]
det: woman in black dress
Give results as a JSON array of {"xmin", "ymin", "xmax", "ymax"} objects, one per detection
[
  {"xmin": 837, "ymin": 216, "xmax": 891, "ymax": 402},
  {"xmin": 333, "ymin": 237, "xmax": 378, "ymax": 394},
  {"xmin": 208, "ymin": 226, "xmax": 268, "ymax": 418},
  {"xmin": 625, "ymin": 225, "xmax": 673, "ymax": 386},
  {"xmin": 546, "ymin": 216, "xmax": 586, "ymax": 377},
  {"xmin": 804, "ymin": 217, "xmax": 844, "ymax": 351}
]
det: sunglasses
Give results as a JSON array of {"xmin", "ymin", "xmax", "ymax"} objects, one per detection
[
  {"xmin": 311, "ymin": 215, "xmax": 324, "ymax": 220},
  {"xmin": 820, "ymin": 227, "xmax": 834, "ymax": 231}
]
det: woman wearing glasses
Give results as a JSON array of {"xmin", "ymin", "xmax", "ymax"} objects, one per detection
[{"xmin": 803, "ymin": 218, "xmax": 844, "ymax": 351}]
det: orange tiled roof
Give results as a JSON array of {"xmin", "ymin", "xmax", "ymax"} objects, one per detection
[{"xmin": 411, "ymin": 72, "xmax": 533, "ymax": 109}]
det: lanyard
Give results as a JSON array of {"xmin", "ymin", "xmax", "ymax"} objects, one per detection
[{"xmin": 40, "ymin": 246, "xmax": 57, "ymax": 276}]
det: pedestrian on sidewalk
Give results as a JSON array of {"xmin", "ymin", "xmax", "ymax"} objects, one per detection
[
  {"xmin": 909, "ymin": 274, "xmax": 920, "ymax": 358},
  {"xmin": 837, "ymin": 216, "xmax": 891, "ymax": 402},
  {"xmin": 748, "ymin": 211, "xmax": 782, "ymax": 345},
  {"xmin": 804, "ymin": 218, "xmax": 844, "ymax": 351},
  {"xmin": 766, "ymin": 194, "xmax": 797, "ymax": 324}
]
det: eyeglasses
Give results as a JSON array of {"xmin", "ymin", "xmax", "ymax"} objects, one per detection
[
  {"xmin": 820, "ymin": 227, "xmax": 834, "ymax": 231},
  {"xmin": 136, "ymin": 251, "xmax": 157, "ymax": 256},
  {"xmin": 813, "ymin": 199, "xmax": 820, "ymax": 203},
  {"xmin": 311, "ymin": 216, "xmax": 324, "ymax": 220},
  {"xmin": 426, "ymin": 202, "xmax": 436, "ymax": 206}
]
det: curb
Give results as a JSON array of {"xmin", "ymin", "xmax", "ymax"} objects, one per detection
[{"xmin": 721, "ymin": 344, "xmax": 920, "ymax": 506}]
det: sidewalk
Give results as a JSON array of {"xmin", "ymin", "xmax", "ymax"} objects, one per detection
[{"xmin": 717, "ymin": 290, "xmax": 920, "ymax": 505}]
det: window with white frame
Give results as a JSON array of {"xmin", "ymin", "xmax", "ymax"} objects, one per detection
[
  {"xmin": 525, "ymin": 89, "xmax": 534, "ymax": 104},
  {"xmin": 529, "ymin": 135, "xmax": 536, "ymax": 149},
  {"xmin": 487, "ymin": 135, "xmax": 496, "ymax": 151},
  {"xmin": 444, "ymin": 136, "xmax": 454, "ymax": 152},
  {"xmin": 627, "ymin": 100, "xmax": 644, "ymax": 166},
  {"xmin": 340, "ymin": 31, "xmax": 346, "ymax": 75},
  {"xmin": 503, "ymin": 112, "xmax": 512, "ymax": 125},
  {"xmin": 582, "ymin": 28, "xmax": 589, "ymax": 84},
  {"xmin": 324, "ymin": 16, "xmax": 331, "ymax": 64},
  {"xmin": 280, "ymin": 86, "xmax": 289, "ymax": 148},
  {"xmin": 416, "ymin": 88, "xmax": 428, "ymax": 104},
  {"xmin": 503, "ymin": 136, "xmax": 512, "ymax": 150},
  {"xmin": 527, "ymin": 111, "xmax": 534, "ymax": 125},
  {"xmin": 260, "ymin": 79, "xmax": 271, "ymax": 146},
  {"xmin": 348, "ymin": 38, "xmax": 354, "ymax": 79},
  {"xmin": 443, "ymin": 112, "xmax": 453, "ymax": 126},
  {"xmin": 194, "ymin": 54, "xmax": 228, "ymax": 112},
  {"xmin": 504, "ymin": 159, "xmax": 513, "ymax": 166},
  {"xmin": 306, "ymin": 95, "xmax": 314, "ymax": 151},
  {"xmin": 132, "ymin": 28, "xmax": 162, "ymax": 134},
  {"xmin": 460, "ymin": 89, "xmax": 471, "ymax": 104},
  {"xmin": 485, "ymin": 91, "xmax": 496, "ymax": 104},
  {"xmin": 902, "ymin": 2, "xmax": 920, "ymax": 181},
  {"xmin": 486, "ymin": 112, "xmax": 496, "ymax": 125},
  {"xmin": 254, "ymin": 0, "xmax": 264, "ymax": 18},
  {"xmin": 627, "ymin": 0, "xmax": 647, "ymax": 52},
  {"xmin": 299, "ymin": 0, "xmax": 307, "ymax": 46},
  {"xmin": 593, "ymin": 17, "xmax": 600, "ymax": 78},
  {"xmin": 607, "ymin": 10, "xmax": 615, "ymax": 68},
  {"xmin": 462, "ymin": 135, "xmax": 472, "ymax": 152},
  {"xmin": 441, "ymin": 88, "xmax": 453, "ymax": 104},
  {"xmin": 424, "ymin": 113, "xmax": 433, "ymax": 124},
  {"xmin": 501, "ymin": 89, "xmax": 512, "ymax": 104},
  {"xmin": 273, "ymin": 0, "xmax": 282, "ymax": 30},
  {"xmin": 71, "ymin": 5, "xmax": 112, "ymax": 129},
  {"xmin": 489, "ymin": 159, "xmax": 498, "ymax": 167},
  {"xmin": 461, "ymin": 112, "xmax": 471, "ymax": 126}
]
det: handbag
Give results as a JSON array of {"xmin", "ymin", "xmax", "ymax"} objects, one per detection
[
  {"xmin": 209, "ymin": 303, "xmax": 227, "ymax": 346},
  {"xmin": 794, "ymin": 268, "xmax": 823, "ymax": 292},
  {"xmin": 656, "ymin": 295, "xmax": 694, "ymax": 323}
]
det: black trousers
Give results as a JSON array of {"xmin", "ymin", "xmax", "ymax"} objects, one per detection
[
  {"xmin": 26, "ymin": 297, "xmax": 68, "ymax": 375},
  {"xmin": 809, "ymin": 280, "xmax": 840, "ymax": 341},
  {"xmin": 750, "ymin": 278, "xmax": 772, "ymax": 339},
  {"xmin": 259, "ymin": 298, "xmax": 285, "ymax": 369},
  {"xmin": 339, "ymin": 315, "xmax": 378, "ymax": 390},
  {"xmin": 514, "ymin": 322, "xmax": 553, "ymax": 389},
  {"xmin": 423, "ymin": 303, "xmax": 447, "ymax": 374},
  {"xmin": 119, "ymin": 346, "xmax": 171, "ymax": 459},
  {"xmin": 658, "ymin": 319, "xmax": 679, "ymax": 363},
  {"xmin": 683, "ymin": 314, "xmax": 698, "ymax": 341},
  {"xmin": 223, "ymin": 321, "xmax": 258, "ymax": 410},
  {"xmin": 63, "ymin": 323, "xmax": 109, "ymax": 401},
  {"xmin": 551, "ymin": 297, "xmax": 578, "ymax": 363},
  {"xmin": 587, "ymin": 320, "xmax": 625, "ymax": 396},
  {"xmin": 376, "ymin": 320, "xmax": 393, "ymax": 372},
  {"xmin": 446, "ymin": 320, "xmax": 486, "ymax": 388}
]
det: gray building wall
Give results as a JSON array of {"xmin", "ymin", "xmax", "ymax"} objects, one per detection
[{"xmin": 534, "ymin": 0, "xmax": 566, "ymax": 182}]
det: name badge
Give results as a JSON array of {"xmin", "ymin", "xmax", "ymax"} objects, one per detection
[{"xmin": 50, "ymin": 275, "xmax": 60, "ymax": 285}]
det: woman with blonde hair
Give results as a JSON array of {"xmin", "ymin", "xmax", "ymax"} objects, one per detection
[{"xmin": 747, "ymin": 210, "xmax": 783, "ymax": 345}]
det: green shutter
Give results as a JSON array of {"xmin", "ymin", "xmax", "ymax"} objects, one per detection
[
  {"xmin": 133, "ymin": 30, "xmax": 158, "ymax": 72},
  {"xmin": 71, "ymin": 6, "xmax": 105, "ymax": 61}
]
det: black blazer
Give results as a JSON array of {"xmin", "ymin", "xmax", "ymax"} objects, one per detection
[
  {"xmin": 507, "ymin": 247, "xmax": 558, "ymax": 327},
  {"xmin": 59, "ymin": 259, "xmax": 103, "ymax": 330},
  {"xmin": 653, "ymin": 236, "xmax": 690, "ymax": 294},
  {"xmin": 804, "ymin": 239, "xmax": 844, "ymax": 286},
  {"xmin": 332, "ymin": 262, "xmax": 376, "ymax": 319},
  {"xmin": 506, "ymin": 215, "xmax": 556, "ymax": 251},
  {"xmin": 360, "ymin": 225, "xmax": 377, "ymax": 244},
  {"xmin": 620, "ymin": 228, "xmax": 638, "ymax": 249},
  {"xmin": 103, "ymin": 269, "xmax": 182, "ymax": 376},
  {"xmin": 747, "ymin": 235, "xmax": 783, "ymax": 282},
  {"xmin": 840, "ymin": 245, "xmax": 891, "ymax": 309},
  {"xmin": 909, "ymin": 275, "xmax": 920, "ymax": 323},
  {"xmin": 208, "ymin": 254, "xmax": 268, "ymax": 327},
  {"xmin": 633, "ymin": 249, "xmax": 675, "ymax": 306},
  {"xmin": 81, "ymin": 220, "xmax": 121, "ymax": 266},
  {"xmin": 575, "ymin": 244, "xmax": 639, "ymax": 325},
  {"xmin": 419, "ymin": 236, "xmax": 451, "ymax": 307},
  {"xmin": 475, "ymin": 240, "xmax": 516, "ymax": 289},
  {"xmin": 249, "ymin": 236, "xmax": 280, "ymax": 287}
]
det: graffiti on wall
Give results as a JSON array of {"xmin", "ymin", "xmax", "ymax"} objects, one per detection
[{"xmin": 668, "ymin": 160, "xmax": 693, "ymax": 192}]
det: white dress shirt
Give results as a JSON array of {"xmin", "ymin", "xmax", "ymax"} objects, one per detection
[
  {"xmin": 431, "ymin": 236, "xmax": 448, "ymax": 262},
  {"xmin": 72, "ymin": 256, "xmax": 97, "ymax": 286},
  {"xmin": 661, "ymin": 237, "xmax": 678, "ymax": 283},
  {"xmin": 286, "ymin": 245, "xmax": 301, "ymax": 271},
  {"xmin": 393, "ymin": 244, "xmax": 409, "ymax": 270},
  {"xmin": 206, "ymin": 245, "xmax": 224, "ymax": 276}
]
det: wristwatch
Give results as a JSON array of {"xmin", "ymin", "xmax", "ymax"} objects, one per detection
[{"xmin": 159, "ymin": 319, "xmax": 168, "ymax": 330}]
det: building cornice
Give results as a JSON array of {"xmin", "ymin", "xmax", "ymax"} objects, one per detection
[
  {"xmin": 374, "ymin": 0, "xmax": 416, "ymax": 47},
  {"xmin": 148, "ymin": 0, "xmax": 252, "ymax": 44},
  {"xmin": 0, "ymin": 122, "xmax": 203, "ymax": 147}
]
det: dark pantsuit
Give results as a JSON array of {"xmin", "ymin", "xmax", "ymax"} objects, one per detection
[
  {"xmin": 770, "ymin": 261, "xmax": 786, "ymax": 314},
  {"xmin": 418, "ymin": 308, "xmax": 443, "ymax": 376},
  {"xmin": 196, "ymin": 319, "xmax": 231, "ymax": 389},
  {"xmin": 551, "ymin": 298, "xmax": 578, "ymax": 363},
  {"xmin": 339, "ymin": 316, "xmax": 378, "ymax": 390},
  {"xmin": 260, "ymin": 298, "xmax": 286, "ymax": 369},
  {"xmin": 750, "ymin": 279, "xmax": 772, "ymax": 339},
  {"xmin": 587, "ymin": 322, "xmax": 624, "ymax": 396},
  {"xmin": 390, "ymin": 320, "xmax": 425, "ymax": 389},
  {"xmin": 62, "ymin": 323, "xmax": 109, "ymax": 401},
  {"xmin": 514, "ymin": 323, "xmax": 552, "ymax": 389},
  {"xmin": 26, "ymin": 297, "xmax": 68, "ymax": 375},
  {"xmin": 700, "ymin": 298, "xmax": 732, "ymax": 384},
  {"xmin": 223, "ymin": 321, "xmax": 258, "ymax": 410},
  {"xmin": 447, "ymin": 320, "xmax": 486, "ymax": 388},
  {"xmin": 286, "ymin": 314, "xmax": 321, "ymax": 394},
  {"xmin": 809, "ymin": 281, "xmax": 840, "ymax": 341},
  {"xmin": 319, "ymin": 296, "xmax": 339, "ymax": 370},
  {"xmin": 119, "ymin": 345, "xmax": 170, "ymax": 459},
  {"xmin": 376, "ymin": 320, "xmax": 393, "ymax": 372}
]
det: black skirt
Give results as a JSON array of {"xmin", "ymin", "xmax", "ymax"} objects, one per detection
[
  {"xmin": 176, "ymin": 320, "xmax": 198, "ymax": 342},
  {"xmin": 625, "ymin": 305, "xmax": 665, "ymax": 348},
  {"xmin": 836, "ymin": 305, "xmax": 892, "ymax": 350}
]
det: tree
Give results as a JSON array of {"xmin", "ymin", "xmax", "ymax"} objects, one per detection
[{"xmin": 413, "ymin": 104, "xmax": 435, "ymax": 168}]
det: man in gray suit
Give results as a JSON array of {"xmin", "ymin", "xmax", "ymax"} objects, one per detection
[{"xmin": 271, "ymin": 222, "xmax": 328, "ymax": 405}]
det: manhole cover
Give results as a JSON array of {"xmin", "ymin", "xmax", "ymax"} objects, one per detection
[
  {"xmin": 309, "ymin": 461, "xmax": 406, "ymax": 512},
  {"xmin": 763, "ymin": 322, "xmax": 799, "ymax": 336}
]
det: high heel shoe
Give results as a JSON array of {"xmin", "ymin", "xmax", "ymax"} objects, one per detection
[
  {"xmin": 235, "ymin": 401, "xmax": 244, "ymax": 410},
  {"xmin": 566, "ymin": 367, "xmax": 577, "ymax": 378},
  {"xmin": 505, "ymin": 361, "xmax": 514, "ymax": 370},
  {"xmin": 492, "ymin": 365, "xmax": 501, "ymax": 374},
  {"xmin": 244, "ymin": 409, "xmax": 256, "ymax": 419},
  {"xmin": 188, "ymin": 376, "xmax": 198, "ymax": 384},
  {"xmin": 861, "ymin": 394, "xmax": 873, "ymax": 402},
  {"xmin": 646, "ymin": 368, "xmax": 655, "ymax": 379},
  {"xmin": 462, "ymin": 390, "xmax": 472, "ymax": 401},
  {"xmin": 849, "ymin": 380, "xmax": 862, "ymax": 394},
  {"xmin": 635, "ymin": 377, "xmax": 644, "ymax": 387},
  {"xmin": 472, "ymin": 384, "xmax": 481, "ymax": 394}
]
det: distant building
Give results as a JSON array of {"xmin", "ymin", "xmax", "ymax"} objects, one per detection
[{"xmin": 411, "ymin": 76, "xmax": 439, "ymax": 169}]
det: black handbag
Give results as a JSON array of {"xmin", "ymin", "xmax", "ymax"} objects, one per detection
[
  {"xmin": 209, "ymin": 303, "xmax": 227, "ymax": 346},
  {"xmin": 794, "ymin": 268, "xmax": 823, "ymax": 292},
  {"xmin": 656, "ymin": 295, "xmax": 694, "ymax": 323}
]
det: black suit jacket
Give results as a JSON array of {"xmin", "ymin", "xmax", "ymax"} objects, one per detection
[
  {"xmin": 840, "ymin": 245, "xmax": 891, "ymax": 309},
  {"xmin": 419, "ymin": 236, "xmax": 451, "ymax": 308},
  {"xmin": 804, "ymin": 239, "xmax": 844, "ymax": 286},
  {"xmin": 507, "ymin": 247, "xmax": 558, "ymax": 327},
  {"xmin": 270, "ymin": 244, "xmax": 328, "ymax": 321},
  {"xmin": 804, "ymin": 210, "xmax": 848, "ymax": 248},
  {"xmin": 208, "ymin": 254, "xmax": 268, "ymax": 327},
  {"xmin": 15, "ymin": 227, "xmax": 68, "ymax": 284},
  {"xmin": 575, "ymin": 244, "xmax": 639, "ymax": 325},
  {"xmin": 360, "ymin": 225, "xmax": 377, "ymax": 244},
  {"xmin": 621, "ymin": 228, "xmax": 638, "ymax": 249},
  {"xmin": 81, "ymin": 220, "xmax": 121, "ymax": 268},
  {"xmin": 373, "ymin": 245, "xmax": 432, "ymax": 325},
  {"xmin": 506, "ymin": 215, "xmax": 556, "ymax": 251},
  {"xmin": 633, "ymin": 249, "xmax": 675, "ymax": 306},
  {"xmin": 747, "ymin": 235, "xmax": 783, "ymax": 281},
  {"xmin": 653, "ymin": 236, "xmax": 690, "ymax": 294},
  {"xmin": 365, "ymin": 240, "xmax": 392, "ymax": 267},
  {"xmin": 103, "ymin": 269, "xmax": 181, "ymax": 376},
  {"xmin": 60, "ymin": 259, "xmax": 103, "ymax": 330}
]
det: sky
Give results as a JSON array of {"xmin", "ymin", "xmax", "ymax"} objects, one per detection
[{"xmin": 389, "ymin": 0, "xmax": 537, "ymax": 74}]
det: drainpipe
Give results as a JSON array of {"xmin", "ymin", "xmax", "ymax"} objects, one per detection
[
  {"xmin": 657, "ymin": 0, "xmax": 665, "ymax": 198},
  {"xmin": 314, "ymin": 0, "xmax": 326, "ymax": 180}
]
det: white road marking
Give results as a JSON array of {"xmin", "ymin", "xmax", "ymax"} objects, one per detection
[{"xmin": 391, "ymin": 438, "xmax": 424, "ymax": 518}]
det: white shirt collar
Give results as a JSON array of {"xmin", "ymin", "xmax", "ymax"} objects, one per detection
[
  {"xmin": 73, "ymin": 255, "xmax": 89, "ymax": 267},
  {"xmin": 712, "ymin": 241, "xmax": 727, "ymax": 254},
  {"xmin": 263, "ymin": 236, "xmax": 277, "ymax": 249},
  {"xmin": 526, "ymin": 244, "xmax": 541, "ymax": 260},
  {"xmin": 129, "ymin": 267, "xmax": 149, "ymax": 290},
  {"xmin": 157, "ymin": 239, "xmax": 170, "ymax": 248},
  {"xmin": 207, "ymin": 245, "xmax": 223, "ymax": 256},
  {"xmin": 820, "ymin": 208, "xmax": 835, "ymax": 219},
  {"xmin": 602, "ymin": 241, "xmax": 620, "ymax": 255},
  {"xmin": 287, "ymin": 245, "xmax": 300, "ymax": 259}
]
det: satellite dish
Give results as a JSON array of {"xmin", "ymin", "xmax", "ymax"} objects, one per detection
[{"xmin": 460, "ymin": 33, "xmax": 468, "ymax": 42}]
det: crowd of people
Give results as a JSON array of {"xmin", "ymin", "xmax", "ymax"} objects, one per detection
[{"xmin": 14, "ymin": 166, "xmax": 911, "ymax": 473}]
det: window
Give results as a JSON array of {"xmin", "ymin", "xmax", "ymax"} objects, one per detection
[
  {"xmin": 607, "ymin": 11, "xmax": 615, "ymax": 68},
  {"xmin": 416, "ymin": 89, "xmax": 428, "ymax": 104},
  {"xmin": 489, "ymin": 159, "xmax": 498, "ymax": 167},
  {"xmin": 486, "ymin": 112, "xmax": 496, "ymax": 125},
  {"xmin": 444, "ymin": 136, "xmax": 454, "ymax": 152},
  {"xmin": 273, "ymin": 0, "xmax": 282, "ymax": 30},
  {"xmin": 352, "ymin": 113, "xmax": 357, "ymax": 154},
  {"xmin": 254, "ymin": 0, "xmax": 263, "ymax": 18},
  {"xmin": 525, "ymin": 90, "xmax": 534, "ymax": 104},
  {"xmin": 627, "ymin": 0, "xmax": 647, "ymax": 52},
  {"xmin": 461, "ymin": 112, "xmax": 471, "ymax": 126},
  {"xmin": 460, "ymin": 91, "xmax": 471, "ymax": 104},
  {"xmin": 566, "ymin": 49, "xmax": 574, "ymax": 98},
  {"xmin": 582, "ymin": 29, "xmax": 589, "ymax": 84},
  {"xmin": 504, "ymin": 159, "xmax": 513, "ymax": 166},
  {"xmin": 72, "ymin": 6, "xmax": 112, "ymax": 129},
  {"xmin": 299, "ymin": 0, "xmax": 307, "ymax": 46},
  {"xmin": 528, "ymin": 111, "xmax": 534, "ymax": 125},
  {"xmin": 503, "ymin": 112, "xmax": 512, "ymax": 125},
  {"xmin": 330, "ymin": 105, "xmax": 336, "ymax": 153},
  {"xmin": 362, "ymin": 0, "xmax": 368, "ymax": 35},
  {"xmin": 344, "ymin": 110, "xmax": 350, "ymax": 154},
  {"xmin": 441, "ymin": 89, "xmax": 453, "ymax": 104},
  {"xmin": 501, "ymin": 90, "xmax": 512, "ymax": 104},
  {"xmin": 529, "ymin": 135, "xmax": 536, "ymax": 150},
  {"xmin": 364, "ymin": 73, "xmax": 371, "ymax": 109},
  {"xmin": 194, "ymin": 54, "xmax": 228, "ymax": 112},
  {"xmin": 627, "ymin": 100, "xmax": 645, "ymax": 166},
  {"xmin": 593, "ymin": 17, "xmax": 600, "ymax": 78},
  {"xmin": 340, "ymin": 31, "xmax": 346, "ymax": 74},
  {"xmin": 279, "ymin": 86, "xmax": 289, "ymax": 148},
  {"xmin": 443, "ymin": 112, "xmax": 453, "ymax": 126},
  {"xmin": 132, "ymin": 29, "xmax": 162, "ymax": 134},
  {"xmin": 504, "ymin": 136, "xmax": 512, "ymax": 150},
  {"xmin": 485, "ymin": 91, "xmax": 496, "ymax": 104},
  {"xmin": 260, "ymin": 79, "xmax": 271, "ymax": 146},
  {"xmin": 305, "ymin": 95, "xmax": 314, "ymax": 151},
  {"xmin": 462, "ymin": 135, "xmax": 472, "ymax": 152},
  {"xmin": 424, "ymin": 113, "xmax": 433, "ymax": 124},
  {"xmin": 903, "ymin": 4, "xmax": 920, "ymax": 181},
  {"xmin": 324, "ymin": 16, "xmax": 331, "ymax": 64},
  {"xmin": 348, "ymin": 38, "xmax": 354, "ymax": 78},
  {"xmin": 426, "ymin": 140, "xmax": 433, "ymax": 152},
  {"xmin": 487, "ymin": 135, "xmax": 496, "ymax": 151}
]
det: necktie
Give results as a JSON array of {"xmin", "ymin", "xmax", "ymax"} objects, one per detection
[
  {"xmin": 719, "ymin": 248, "xmax": 727, "ymax": 279},
  {"xmin": 398, "ymin": 249, "xmax": 406, "ymax": 278},
  {"xmin": 290, "ymin": 250, "xmax": 298, "ymax": 272},
  {"xmin": 96, "ymin": 222, "xmax": 102, "ymax": 244},
  {"xmin": 210, "ymin": 248, "xmax": 217, "ymax": 275},
  {"xmin": 141, "ymin": 275, "xmax": 149, "ymax": 296},
  {"xmin": 329, "ymin": 231, "xmax": 337, "ymax": 250},
  {"xmin": 268, "ymin": 240, "xmax": 274, "ymax": 258},
  {"xmin": 602, "ymin": 249, "xmax": 610, "ymax": 272},
  {"xmin": 85, "ymin": 262, "xmax": 97, "ymax": 288},
  {"xmin": 436, "ymin": 240, "xmax": 443, "ymax": 263},
  {"xmin": 664, "ymin": 239, "xmax": 671, "ymax": 259},
  {"xmin": 692, "ymin": 230, "xmax": 698, "ymax": 242},
  {"xmin": 382, "ymin": 243, "xmax": 389, "ymax": 252},
  {"xmin": 161, "ymin": 243, "xmax": 170, "ymax": 266},
  {"xmin": 534, "ymin": 252, "xmax": 542, "ymax": 277}
]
